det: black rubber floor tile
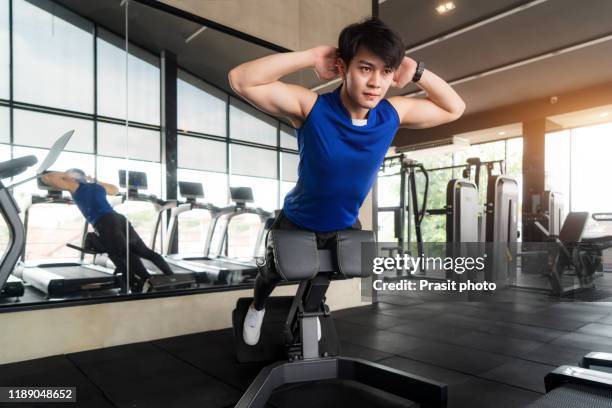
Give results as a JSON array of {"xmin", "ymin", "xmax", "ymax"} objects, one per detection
[
  {"xmin": 448, "ymin": 377, "xmax": 541, "ymax": 408},
  {"xmin": 339, "ymin": 341, "xmax": 394, "ymax": 362},
  {"xmin": 344, "ymin": 330, "xmax": 429, "ymax": 355},
  {"xmin": 450, "ymin": 331, "xmax": 545, "ymax": 357},
  {"xmin": 399, "ymin": 343, "xmax": 510, "ymax": 375},
  {"xmin": 429, "ymin": 313, "xmax": 491, "ymax": 330},
  {"xmin": 577, "ymin": 323, "xmax": 612, "ymax": 338},
  {"xmin": 480, "ymin": 359, "xmax": 556, "ymax": 393},
  {"xmin": 338, "ymin": 312, "xmax": 407, "ymax": 330},
  {"xmin": 332, "ymin": 303, "xmax": 396, "ymax": 319},
  {"xmin": 153, "ymin": 329, "xmax": 266, "ymax": 391},
  {"xmin": 388, "ymin": 320, "xmax": 473, "ymax": 343},
  {"xmin": 376, "ymin": 294, "xmax": 427, "ymax": 307},
  {"xmin": 378, "ymin": 356, "xmax": 472, "ymax": 385},
  {"xmin": 0, "ymin": 356, "xmax": 114, "ymax": 408},
  {"xmin": 476, "ymin": 320, "xmax": 566, "ymax": 342},
  {"xmin": 547, "ymin": 302, "xmax": 612, "ymax": 319},
  {"xmin": 521, "ymin": 344, "xmax": 589, "ymax": 366},
  {"xmin": 412, "ymin": 302, "xmax": 477, "ymax": 314},
  {"xmin": 506, "ymin": 312, "xmax": 586, "ymax": 331},
  {"xmin": 551, "ymin": 332, "xmax": 612, "ymax": 352},
  {"xmin": 377, "ymin": 307, "xmax": 440, "ymax": 321},
  {"xmin": 68, "ymin": 342, "xmax": 240, "ymax": 408},
  {"xmin": 334, "ymin": 320, "xmax": 376, "ymax": 340}
]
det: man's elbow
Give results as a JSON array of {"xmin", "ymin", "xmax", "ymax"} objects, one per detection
[
  {"xmin": 228, "ymin": 68, "xmax": 244, "ymax": 95},
  {"xmin": 449, "ymin": 100, "xmax": 466, "ymax": 122}
]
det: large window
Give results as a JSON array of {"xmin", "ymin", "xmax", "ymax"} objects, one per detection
[
  {"xmin": 0, "ymin": 0, "xmax": 8, "ymax": 99},
  {"xmin": 97, "ymin": 29, "xmax": 160, "ymax": 124},
  {"xmin": 230, "ymin": 144, "xmax": 278, "ymax": 211},
  {"xmin": 178, "ymin": 70, "xmax": 226, "ymax": 136},
  {"xmin": 13, "ymin": 0, "xmax": 94, "ymax": 112},
  {"xmin": 13, "ymin": 109, "xmax": 94, "ymax": 152},
  {"xmin": 546, "ymin": 123, "xmax": 612, "ymax": 214},
  {"xmin": 230, "ymin": 98, "xmax": 277, "ymax": 146},
  {"xmin": 0, "ymin": 106, "xmax": 9, "ymax": 143}
]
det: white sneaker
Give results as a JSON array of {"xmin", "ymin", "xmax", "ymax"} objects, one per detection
[{"xmin": 243, "ymin": 305, "xmax": 265, "ymax": 346}]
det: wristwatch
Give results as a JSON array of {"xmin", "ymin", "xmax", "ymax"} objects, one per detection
[{"xmin": 412, "ymin": 61, "xmax": 425, "ymax": 83}]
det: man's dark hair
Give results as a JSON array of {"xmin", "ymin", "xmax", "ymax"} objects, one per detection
[
  {"xmin": 66, "ymin": 168, "xmax": 86, "ymax": 182},
  {"xmin": 338, "ymin": 17, "xmax": 405, "ymax": 69}
]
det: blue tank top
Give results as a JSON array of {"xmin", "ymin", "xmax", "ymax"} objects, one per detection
[
  {"xmin": 283, "ymin": 87, "xmax": 399, "ymax": 232},
  {"xmin": 71, "ymin": 182, "xmax": 115, "ymax": 225}
]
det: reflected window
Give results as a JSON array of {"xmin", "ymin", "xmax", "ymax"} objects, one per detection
[
  {"xmin": 0, "ymin": 106, "xmax": 8, "ymax": 143},
  {"xmin": 177, "ymin": 209, "xmax": 212, "ymax": 254},
  {"xmin": 231, "ymin": 144, "xmax": 277, "ymax": 179},
  {"xmin": 280, "ymin": 123, "xmax": 297, "ymax": 150},
  {"xmin": 97, "ymin": 122, "xmax": 160, "ymax": 162},
  {"xmin": 13, "ymin": 0, "xmax": 94, "ymax": 112},
  {"xmin": 570, "ymin": 123, "xmax": 612, "ymax": 213},
  {"xmin": 177, "ymin": 168, "xmax": 228, "ymax": 207},
  {"xmin": 13, "ymin": 109, "xmax": 94, "ymax": 152},
  {"xmin": 24, "ymin": 203, "xmax": 84, "ymax": 261},
  {"xmin": 0, "ymin": 0, "xmax": 8, "ymax": 99},
  {"xmin": 178, "ymin": 135, "xmax": 226, "ymax": 174},
  {"xmin": 227, "ymin": 213, "xmax": 262, "ymax": 259},
  {"xmin": 230, "ymin": 175, "xmax": 278, "ymax": 212},
  {"xmin": 97, "ymin": 29, "xmax": 160, "ymax": 124},
  {"xmin": 178, "ymin": 70, "xmax": 227, "ymax": 136},
  {"xmin": 230, "ymin": 98, "xmax": 277, "ymax": 146},
  {"xmin": 545, "ymin": 130, "xmax": 571, "ymax": 212}
]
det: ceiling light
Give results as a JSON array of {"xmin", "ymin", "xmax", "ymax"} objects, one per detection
[
  {"xmin": 498, "ymin": 131, "xmax": 506, "ymax": 136},
  {"xmin": 436, "ymin": 2, "xmax": 456, "ymax": 14},
  {"xmin": 600, "ymin": 112, "xmax": 610, "ymax": 117}
]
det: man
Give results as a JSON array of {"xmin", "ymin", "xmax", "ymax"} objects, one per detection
[
  {"xmin": 41, "ymin": 169, "xmax": 174, "ymax": 293},
  {"xmin": 228, "ymin": 17, "xmax": 465, "ymax": 345}
]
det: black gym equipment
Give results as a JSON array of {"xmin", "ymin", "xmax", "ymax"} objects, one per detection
[
  {"xmin": 0, "ymin": 131, "xmax": 74, "ymax": 300},
  {"xmin": 163, "ymin": 185, "xmax": 270, "ymax": 284},
  {"xmin": 232, "ymin": 229, "xmax": 447, "ymax": 407},
  {"xmin": 17, "ymin": 177, "xmax": 118, "ymax": 297},
  {"xmin": 528, "ymin": 351, "xmax": 612, "ymax": 407}
]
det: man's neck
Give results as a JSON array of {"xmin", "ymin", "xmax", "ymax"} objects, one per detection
[{"xmin": 340, "ymin": 85, "xmax": 369, "ymax": 120}]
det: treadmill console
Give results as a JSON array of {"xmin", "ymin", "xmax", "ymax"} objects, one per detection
[
  {"xmin": 230, "ymin": 187, "xmax": 254, "ymax": 207},
  {"xmin": 119, "ymin": 170, "xmax": 148, "ymax": 191},
  {"xmin": 179, "ymin": 181, "xmax": 204, "ymax": 202}
]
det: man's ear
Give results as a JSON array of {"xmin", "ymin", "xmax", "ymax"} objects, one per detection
[{"xmin": 336, "ymin": 58, "xmax": 347, "ymax": 80}]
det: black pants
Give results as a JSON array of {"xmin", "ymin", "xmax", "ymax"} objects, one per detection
[
  {"xmin": 94, "ymin": 212, "xmax": 174, "ymax": 287},
  {"xmin": 253, "ymin": 211, "xmax": 361, "ymax": 310}
]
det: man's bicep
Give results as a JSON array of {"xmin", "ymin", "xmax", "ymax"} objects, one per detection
[
  {"xmin": 390, "ymin": 96, "xmax": 460, "ymax": 129},
  {"xmin": 239, "ymin": 82, "xmax": 316, "ymax": 125}
]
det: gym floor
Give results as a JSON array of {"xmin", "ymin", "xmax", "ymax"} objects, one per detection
[{"xmin": 2, "ymin": 282, "xmax": 612, "ymax": 408}]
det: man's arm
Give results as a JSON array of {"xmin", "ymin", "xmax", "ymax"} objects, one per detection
[
  {"xmin": 228, "ymin": 46, "xmax": 337, "ymax": 128},
  {"xmin": 87, "ymin": 176, "xmax": 119, "ymax": 196},
  {"xmin": 40, "ymin": 172, "xmax": 79, "ymax": 193},
  {"xmin": 388, "ymin": 59, "xmax": 466, "ymax": 129}
]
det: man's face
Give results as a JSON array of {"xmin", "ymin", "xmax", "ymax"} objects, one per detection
[{"xmin": 338, "ymin": 47, "xmax": 395, "ymax": 109}]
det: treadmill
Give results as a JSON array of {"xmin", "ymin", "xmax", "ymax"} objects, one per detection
[
  {"xmin": 162, "ymin": 184, "xmax": 270, "ymax": 284},
  {"xmin": 15, "ymin": 180, "xmax": 118, "ymax": 297},
  {"xmin": 0, "ymin": 131, "xmax": 75, "ymax": 300}
]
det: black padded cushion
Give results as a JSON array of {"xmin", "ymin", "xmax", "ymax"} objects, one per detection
[
  {"xmin": 336, "ymin": 230, "xmax": 375, "ymax": 278},
  {"xmin": 270, "ymin": 229, "xmax": 319, "ymax": 281}
]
